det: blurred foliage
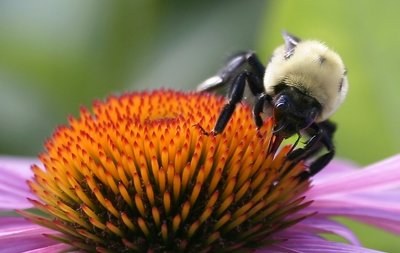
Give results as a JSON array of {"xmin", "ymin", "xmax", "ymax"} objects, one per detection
[{"xmin": 0, "ymin": 0, "xmax": 399, "ymax": 251}]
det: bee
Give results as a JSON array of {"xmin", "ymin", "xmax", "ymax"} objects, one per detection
[{"xmin": 197, "ymin": 31, "xmax": 348, "ymax": 179}]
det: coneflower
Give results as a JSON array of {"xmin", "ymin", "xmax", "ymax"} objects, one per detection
[{"xmin": 0, "ymin": 89, "xmax": 399, "ymax": 253}]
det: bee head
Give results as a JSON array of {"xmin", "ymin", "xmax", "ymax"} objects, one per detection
[{"xmin": 272, "ymin": 86, "xmax": 321, "ymax": 137}]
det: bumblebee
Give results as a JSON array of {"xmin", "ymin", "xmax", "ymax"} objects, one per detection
[{"xmin": 197, "ymin": 31, "xmax": 348, "ymax": 179}]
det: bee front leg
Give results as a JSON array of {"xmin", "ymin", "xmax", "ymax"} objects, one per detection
[
  {"xmin": 212, "ymin": 72, "xmax": 248, "ymax": 134},
  {"xmin": 212, "ymin": 70, "xmax": 269, "ymax": 135}
]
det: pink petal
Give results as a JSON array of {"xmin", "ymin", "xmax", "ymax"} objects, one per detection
[
  {"xmin": 0, "ymin": 217, "xmax": 49, "ymax": 237},
  {"xmin": 308, "ymin": 206, "xmax": 400, "ymax": 234},
  {"xmin": 0, "ymin": 217, "xmax": 68, "ymax": 253},
  {"xmin": 23, "ymin": 243, "xmax": 72, "ymax": 253},
  {"xmin": 313, "ymin": 159, "xmax": 358, "ymax": 181},
  {"xmin": 0, "ymin": 156, "xmax": 37, "ymax": 210},
  {"xmin": 294, "ymin": 217, "xmax": 360, "ymax": 245},
  {"xmin": 308, "ymin": 154, "xmax": 400, "ymax": 197},
  {"xmin": 313, "ymin": 191, "xmax": 400, "ymax": 213},
  {"xmin": 0, "ymin": 156, "xmax": 37, "ymax": 178},
  {"xmin": 256, "ymin": 231, "xmax": 383, "ymax": 253}
]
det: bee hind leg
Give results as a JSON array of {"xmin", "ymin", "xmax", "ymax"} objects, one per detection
[{"xmin": 286, "ymin": 121, "xmax": 336, "ymax": 180}]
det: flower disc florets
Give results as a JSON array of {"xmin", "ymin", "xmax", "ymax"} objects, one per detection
[{"xmin": 23, "ymin": 90, "xmax": 312, "ymax": 252}]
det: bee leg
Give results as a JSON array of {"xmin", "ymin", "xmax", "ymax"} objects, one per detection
[
  {"xmin": 286, "ymin": 121, "xmax": 336, "ymax": 180},
  {"xmin": 212, "ymin": 70, "xmax": 266, "ymax": 134},
  {"xmin": 305, "ymin": 148, "xmax": 335, "ymax": 179},
  {"xmin": 199, "ymin": 52, "xmax": 269, "ymax": 135},
  {"xmin": 212, "ymin": 72, "xmax": 248, "ymax": 134},
  {"xmin": 306, "ymin": 121, "xmax": 336, "ymax": 177}
]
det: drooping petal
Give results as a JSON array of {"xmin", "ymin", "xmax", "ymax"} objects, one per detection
[
  {"xmin": 313, "ymin": 191, "xmax": 400, "ymax": 213},
  {"xmin": 312, "ymin": 159, "xmax": 358, "ymax": 183},
  {"xmin": 304, "ymin": 155, "xmax": 400, "ymax": 234},
  {"xmin": 0, "ymin": 156, "xmax": 36, "ymax": 179},
  {"xmin": 22, "ymin": 244, "xmax": 72, "ymax": 253},
  {"xmin": 308, "ymin": 154, "xmax": 400, "ymax": 197},
  {"xmin": 311, "ymin": 206, "xmax": 400, "ymax": 234},
  {"xmin": 0, "ymin": 156, "xmax": 37, "ymax": 210},
  {"xmin": 0, "ymin": 217, "xmax": 68, "ymax": 253},
  {"xmin": 256, "ymin": 231, "xmax": 383, "ymax": 253},
  {"xmin": 294, "ymin": 217, "xmax": 361, "ymax": 245}
]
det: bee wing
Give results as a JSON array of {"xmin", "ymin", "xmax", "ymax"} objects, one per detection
[
  {"xmin": 197, "ymin": 52, "xmax": 250, "ymax": 94},
  {"xmin": 196, "ymin": 75, "xmax": 225, "ymax": 93},
  {"xmin": 197, "ymin": 51, "xmax": 265, "ymax": 106}
]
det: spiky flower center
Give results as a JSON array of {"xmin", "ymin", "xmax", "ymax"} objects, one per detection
[{"xmin": 22, "ymin": 90, "xmax": 312, "ymax": 253}]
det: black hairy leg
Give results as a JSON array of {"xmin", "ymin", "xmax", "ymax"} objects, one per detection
[
  {"xmin": 212, "ymin": 72, "xmax": 269, "ymax": 134},
  {"xmin": 197, "ymin": 52, "xmax": 272, "ymax": 134},
  {"xmin": 286, "ymin": 121, "xmax": 336, "ymax": 180}
]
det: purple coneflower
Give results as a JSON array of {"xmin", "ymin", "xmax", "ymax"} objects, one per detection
[{"xmin": 0, "ymin": 90, "xmax": 399, "ymax": 253}]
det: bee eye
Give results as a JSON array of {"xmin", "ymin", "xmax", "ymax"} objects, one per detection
[
  {"xmin": 303, "ymin": 109, "xmax": 319, "ymax": 128},
  {"xmin": 275, "ymin": 95, "xmax": 290, "ymax": 110},
  {"xmin": 309, "ymin": 108, "xmax": 319, "ymax": 120}
]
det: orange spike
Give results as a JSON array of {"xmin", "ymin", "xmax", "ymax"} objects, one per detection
[
  {"xmin": 118, "ymin": 183, "xmax": 133, "ymax": 208},
  {"xmin": 121, "ymin": 212, "xmax": 136, "ymax": 231},
  {"xmin": 173, "ymin": 173, "xmax": 181, "ymax": 202},
  {"xmin": 221, "ymin": 177, "xmax": 236, "ymax": 200},
  {"xmin": 216, "ymin": 195, "xmax": 234, "ymax": 216},
  {"xmin": 189, "ymin": 182, "xmax": 202, "ymax": 206},
  {"xmin": 138, "ymin": 218, "xmax": 150, "ymax": 238},
  {"xmin": 161, "ymin": 223, "xmax": 168, "ymax": 242},
  {"xmin": 172, "ymin": 215, "xmax": 181, "ymax": 233},
  {"xmin": 163, "ymin": 191, "xmax": 171, "ymax": 215},
  {"xmin": 134, "ymin": 194, "xmax": 146, "ymax": 217},
  {"xmin": 151, "ymin": 207, "xmax": 161, "ymax": 227},
  {"xmin": 181, "ymin": 201, "xmax": 191, "ymax": 222},
  {"xmin": 187, "ymin": 221, "xmax": 200, "ymax": 238},
  {"xmin": 214, "ymin": 213, "xmax": 232, "ymax": 231},
  {"xmin": 235, "ymin": 181, "xmax": 251, "ymax": 202},
  {"xmin": 104, "ymin": 199, "xmax": 119, "ymax": 218},
  {"xmin": 145, "ymin": 183, "xmax": 155, "ymax": 206},
  {"xmin": 106, "ymin": 222, "xmax": 124, "ymax": 237}
]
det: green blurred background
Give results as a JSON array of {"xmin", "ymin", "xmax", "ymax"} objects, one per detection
[{"xmin": 0, "ymin": 0, "xmax": 398, "ymax": 251}]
